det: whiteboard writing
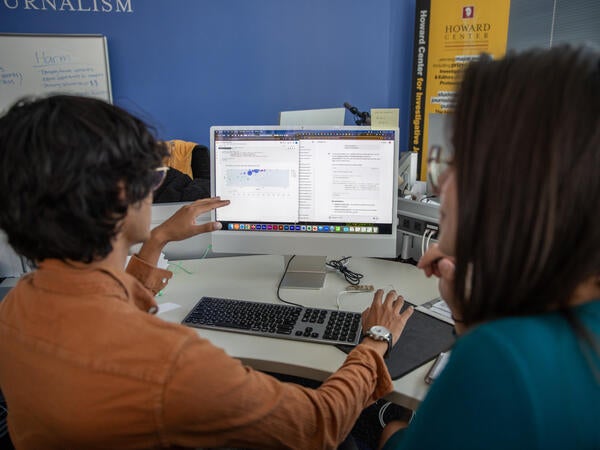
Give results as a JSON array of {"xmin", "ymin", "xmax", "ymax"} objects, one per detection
[
  {"xmin": 34, "ymin": 49, "xmax": 73, "ymax": 66},
  {"xmin": 0, "ymin": 67, "xmax": 24, "ymax": 88},
  {"xmin": 39, "ymin": 67, "xmax": 107, "ymax": 96}
]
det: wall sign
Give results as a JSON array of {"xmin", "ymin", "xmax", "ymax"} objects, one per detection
[
  {"xmin": 1, "ymin": 0, "xmax": 133, "ymax": 13},
  {"xmin": 409, "ymin": 0, "xmax": 511, "ymax": 181}
]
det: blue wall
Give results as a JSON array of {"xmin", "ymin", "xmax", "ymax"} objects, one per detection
[{"xmin": 0, "ymin": 0, "xmax": 415, "ymax": 151}]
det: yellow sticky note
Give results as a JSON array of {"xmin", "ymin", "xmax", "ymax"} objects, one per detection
[{"xmin": 370, "ymin": 108, "xmax": 399, "ymax": 130}]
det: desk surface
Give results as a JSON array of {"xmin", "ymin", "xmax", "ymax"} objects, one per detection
[{"xmin": 157, "ymin": 255, "xmax": 439, "ymax": 410}]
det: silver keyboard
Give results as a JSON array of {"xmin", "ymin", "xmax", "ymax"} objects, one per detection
[{"xmin": 182, "ymin": 296, "xmax": 363, "ymax": 346}]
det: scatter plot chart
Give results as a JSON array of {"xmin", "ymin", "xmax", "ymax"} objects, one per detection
[{"xmin": 226, "ymin": 168, "xmax": 290, "ymax": 188}]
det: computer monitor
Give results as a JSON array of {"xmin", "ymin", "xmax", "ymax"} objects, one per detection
[{"xmin": 210, "ymin": 126, "xmax": 399, "ymax": 289}]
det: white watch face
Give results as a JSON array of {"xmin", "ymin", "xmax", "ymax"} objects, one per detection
[{"xmin": 369, "ymin": 325, "xmax": 391, "ymax": 340}]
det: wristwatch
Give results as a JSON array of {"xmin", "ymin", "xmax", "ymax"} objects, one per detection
[{"xmin": 365, "ymin": 325, "xmax": 393, "ymax": 359}]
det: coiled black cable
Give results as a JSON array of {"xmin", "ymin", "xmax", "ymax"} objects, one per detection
[{"xmin": 326, "ymin": 256, "xmax": 363, "ymax": 285}]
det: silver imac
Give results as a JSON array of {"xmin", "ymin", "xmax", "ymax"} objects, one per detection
[{"xmin": 210, "ymin": 126, "xmax": 399, "ymax": 289}]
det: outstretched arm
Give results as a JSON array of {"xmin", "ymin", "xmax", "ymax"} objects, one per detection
[{"xmin": 137, "ymin": 197, "xmax": 230, "ymax": 265}]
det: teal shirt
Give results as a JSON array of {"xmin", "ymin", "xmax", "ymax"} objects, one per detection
[{"xmin": 385, "ymin": 301, "xmax": 600, "ymax": 450}]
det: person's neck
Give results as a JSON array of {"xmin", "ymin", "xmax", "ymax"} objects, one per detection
[
  {"xmin": 567, "ymin": 276, "xmax": 600, "ymax": 307},
  {"xmin": 99, "ymin": 241, "xmax": 130, "ymax": 272},
  {"xmin": 66, "ymin": 237, "xmax": 131, "ymax": 273}
]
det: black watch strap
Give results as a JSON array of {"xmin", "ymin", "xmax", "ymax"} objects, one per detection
[
  {"xmin": 363, "ymin": 330, "xmax": 393, "ymax": 359},
  {"xmin": 384, "ymin": 335, "xmax": 393, "ymax": 359}
]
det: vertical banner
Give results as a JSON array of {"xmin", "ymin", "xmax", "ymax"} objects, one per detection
[{"xmin": 409, "ymin": 0, "xmax": 511, "ymax": 181}]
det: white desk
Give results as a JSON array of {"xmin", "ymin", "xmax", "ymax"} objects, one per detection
[{"xmin": 156, "ymin": 255, "xmax": 439, "ymax": 410}]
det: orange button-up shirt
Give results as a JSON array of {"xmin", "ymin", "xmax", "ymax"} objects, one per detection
[{"xmin": 0, "ymin": 256, "xmax": 392, "ymax": 449}]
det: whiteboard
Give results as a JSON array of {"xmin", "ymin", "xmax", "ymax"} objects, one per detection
[{"xmin": 0, "ymin": 33, "xmax": 112, "ymax": 112}]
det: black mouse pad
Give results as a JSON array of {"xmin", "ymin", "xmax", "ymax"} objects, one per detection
[{"xmin": 336, "ymin": 304, "xmax": 456, "ymax": 379}]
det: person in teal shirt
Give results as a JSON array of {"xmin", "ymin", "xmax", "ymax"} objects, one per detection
[{"xmin": 381, "ymin": 45, "xmax": 600, "ymax": 449}]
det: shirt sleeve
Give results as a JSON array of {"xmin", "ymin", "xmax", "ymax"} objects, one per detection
[
  {"xmin": 125, "ymin": 254, "xmax": 173, "ymax": 295},
  {"xmin": 384, "ymin": 326, "xmax": 538, "ymax": 450},
  {"xmin": 161, "ymin": 335, "xmax": 393, "ymax": 450}
]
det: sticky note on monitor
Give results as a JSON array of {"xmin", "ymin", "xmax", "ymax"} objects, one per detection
[{"xmin": 371, "ymin": 108, "xmax": 399, "ymax": 130}]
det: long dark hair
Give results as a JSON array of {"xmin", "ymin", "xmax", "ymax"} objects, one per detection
[
  {"xmin": 450, "ymin": 45, "xmax": 600, "ymax": 325},
  {"xmin": 0, "ymin": 95, "xmax": 169, "ymax": 263}
]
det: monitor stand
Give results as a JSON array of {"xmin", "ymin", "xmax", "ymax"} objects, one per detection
[{"xmin": 280, "ymin": 255, "xmax": 327, "ymax": 289}]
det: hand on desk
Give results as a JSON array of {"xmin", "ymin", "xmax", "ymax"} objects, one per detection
[
  {"xmin": 138, "ymin": 197, "xmax": 230, "ymax": 265},
  {"xmin": 361, "ymin": 290, "xmax": 414, "ymax": 354}
]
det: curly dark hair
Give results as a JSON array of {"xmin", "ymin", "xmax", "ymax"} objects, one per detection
[
  {"xmin": 0, "ymin": 95, "xmax": 169, "ymax": 263},
  {"xmin": 450, "ymin": 45, "xmax": 600, "ymax": 325}
]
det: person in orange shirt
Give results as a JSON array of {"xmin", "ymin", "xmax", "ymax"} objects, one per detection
[{"xmin": 0, "ymin": 95, "xmax": 413, "ymax": 450}]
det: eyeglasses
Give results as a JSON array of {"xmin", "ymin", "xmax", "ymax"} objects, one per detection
[
  {"xmin": 152, "ymin": 166, "xmax": 169, "ymax": 192},
  {"xmin": 427, "ymin": 145, "xmax": 453, "ymax": 194}
]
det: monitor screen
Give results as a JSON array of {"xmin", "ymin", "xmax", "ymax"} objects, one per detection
[{"xmin": 210, "ymin": 126, "xmax": 399, "ymax": 288}]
